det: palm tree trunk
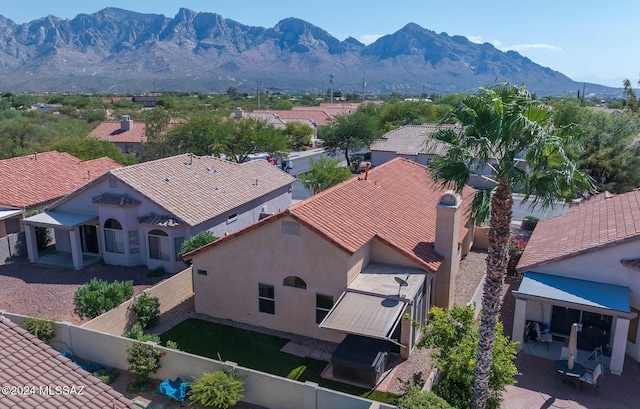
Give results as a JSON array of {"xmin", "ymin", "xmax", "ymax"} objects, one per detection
[{"xmin": 471, "ymin": 182, "xmax": 513, "ymax": 409}]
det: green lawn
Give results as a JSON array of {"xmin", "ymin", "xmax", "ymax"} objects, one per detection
[{"xmin": 160, "ymin": 318, "xmax": 398, "ymax": 405}]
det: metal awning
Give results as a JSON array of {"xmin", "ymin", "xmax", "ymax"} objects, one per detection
[
  {"xmin": 21, "ymin": 211, "xmax": 98, "ymax": 229},
  {"xmin": 319, "ymin": 291, "xmax": 407, "ymax": 341},
  {"xmin": 514, "ymin": 271, "xmax": 630, "ymax": 315},
  {"xmin": 0, "ymin": 208, "xmax": 23, "ymax": 221}
]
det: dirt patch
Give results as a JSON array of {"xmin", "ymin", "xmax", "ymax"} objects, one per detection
[{"xmin": 0, "ymin": 254, "xmax": 168, "ymax": 324}]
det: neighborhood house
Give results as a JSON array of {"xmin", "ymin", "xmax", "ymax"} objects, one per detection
[
  {"xmin": 513, "ymin": 190, "xmax": 640, "ymax": 376},
  {"xmin": 184, "ymin": 158, "xmax": 477, "ymax": 386},
  {"xmin": 21, "ymin": 154, "xmax": 295, "ymax": 273}
]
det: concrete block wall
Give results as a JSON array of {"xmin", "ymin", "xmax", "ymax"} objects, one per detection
[
  {"xmin": 82, "ymin": 267, "xmax": 194, "ymax": 335},
  {"xmin": 1, "ymin": 312, "xmax": 389, "ymax": 409},
  {"xmin": 0, "ymin": 231, "xmax": 26, "ymax": 263}
]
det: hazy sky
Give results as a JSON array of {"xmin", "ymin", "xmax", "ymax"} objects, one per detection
[{"xmin": 2, "ymin": 1, "xmax": 638, "ymax": 88}]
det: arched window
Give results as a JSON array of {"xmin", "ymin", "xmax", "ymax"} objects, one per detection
[
  {"xmin": 103, "ymin": 218, "xmax": 124, "ymax": 253},
  {"xmin": 148, "ymin": 229, "xmax": 170, "ymax": 261},
  {"xmin": 283, "ymin": 276, "xmax": 307, "ymax": 289}
]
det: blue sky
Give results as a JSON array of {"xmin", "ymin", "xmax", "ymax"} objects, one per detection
[{"xmin": 2, "ymin": 1, "xmax": 638, "ymax": 88}]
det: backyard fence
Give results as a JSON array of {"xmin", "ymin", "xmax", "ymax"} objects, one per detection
[
  {"xmin": 1, "ymin": 311, "xmax": 395, "ymax": 409},
  {"xmin": 81, "ymin": 266, "xmax": 194, "ymax": 335}
]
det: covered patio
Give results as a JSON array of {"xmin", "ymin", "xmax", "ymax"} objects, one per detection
[
  {"xmin": 22, "ymin": 211, "xmax": 101, "ymax": 270},
  {"xmin": 512, "ymin": 271, "xmax": 632, "ymax": 375}
]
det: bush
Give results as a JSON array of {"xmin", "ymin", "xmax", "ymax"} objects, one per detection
[
  {"xmin": 179, "ymin": 230, "xmax": 218, "ymax": 265},
  {"xmin": 417, "ymin": 305, "xmax": 518, "ymax": 409},
  {"xmin": 35, "ymin": 227, "xmax": 51, "ymax": 250},
  {"xmin": 126, "ymin": 342, "xmax": 163, "ymax": 386},
  {"xmin": 73, "ymin": 278, "xmax": 134, "ymax": 319},
  {"xmin": 398, "ymin": 381, "xmax": 454, "ymax": 409},
  {"xmin": 146, "ymin": 265, "xmax": 166, "ymax": 277},
  {"xmin": 132, "ymin": 292, "xmax": 160, "ymax": 329},
  {"xmin": 123, "ymin": 322, "xmax": 161, "ymax": 343},
  {"xmin": 20, "ymin": 318, "xmax": 56, "ymax": 343},
  {"xmin": 92, "ymin": 368, "xmax": 119, "ymax": 385},
  {"xmin": 522, "ymin": 215, "xmax": 539, "ymax": 231},
  {"xmin": 189, "ymin": 369, "xmax": 244, "ymax": 409}
]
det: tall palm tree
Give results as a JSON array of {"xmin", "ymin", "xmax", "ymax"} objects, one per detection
[{"xmin": 429, "ymin": 83, "xmax": 593, "ymax": 409}]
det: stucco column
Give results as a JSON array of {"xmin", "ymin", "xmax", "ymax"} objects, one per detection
[
  {"xmin": 69, "ymin": 228, "xmax": 83, "ymax": 270},
  {"xmin": 302, "ymin": 381, "xmax": 318, "ymax": 409},
  {"xmin": 24, "ymin": 224, "xmax": 38, "ymax": 263},
  {"xmin": 512, "ymin": 297, "xmax": 527, "ymax": 351},
  {"xmin": 610, "ymin": 316, "xmax": 629, "ymax": 375}
]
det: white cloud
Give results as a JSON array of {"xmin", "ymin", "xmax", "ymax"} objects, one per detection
[
  {"xmin": 358, "ymin": 34, "xmax": 383, "ymax": 45},
  {"xmin": 501, "ymin": 44, "xmax": 562, "ymax": 52}
]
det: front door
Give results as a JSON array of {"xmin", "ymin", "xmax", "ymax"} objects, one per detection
[{"xmin": 81, "ymin": 225, "xmax": 99, "ymax": 254}]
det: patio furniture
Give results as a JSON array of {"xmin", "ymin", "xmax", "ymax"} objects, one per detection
[
  {"xmin": 534, "ymin": 322, "xmax": 552, "ymax": 350},
  {"xmin": 579, "ymin": 363, "xmax": 603, "ymax": 394},
  {"xmin": 555, "ymin": 359, "xmax": 585, "ymax": 390}
]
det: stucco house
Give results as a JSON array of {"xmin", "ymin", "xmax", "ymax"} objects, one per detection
[
  {"xmin": 512, "ymin": 190, "xmax": 640, "ymax": 376},
  {"xmin": 89, "ymin": 115, "xmax": 147, "ymax": 154},
  {"xmin": 369, "ymin": 124, "xmax": 513, "ymax": 190},
  {"xmin": 21, "ymin": 154, "xmax": 295, "ymax": 273},
  {"xmin": 184, "ymin": 158, "xmax": 477, "ymax": 371},
  {"xmin": 0, "ymin": 151, "xmax": 121, "ymax": 262}
]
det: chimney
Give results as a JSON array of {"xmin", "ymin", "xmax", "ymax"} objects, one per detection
[
  {"xmin": 120, "ymin": 115, "xmax": 133, "ymax": 131},
  {"xmin": 433, "ymin": 190, "xmax": 462, "ymax": 308},
  {"xmin": 234, "ymin": 107, "xmax": 244, "ymax": 119}
]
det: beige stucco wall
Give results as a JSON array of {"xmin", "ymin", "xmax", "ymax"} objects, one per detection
[
  {"xmin": 369, "ymin": 238, "xmax": 424, "ymax": 269},
  {"xmin": 192, "ymin": 216, "xmax": 362, "ymax": 343},
  {"xmin": 82, "ymin": 267, "xmax": 194, "ymax": 335}
]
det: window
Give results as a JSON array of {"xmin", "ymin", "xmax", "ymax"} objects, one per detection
[
  {"xmin": 148, "ymin": 229, "xmax": 170, "ymax": 261},
  {"xmin": 128, "ymin": 230, "xmax": 139, "ymax": 254},
  {"xmin": 109, "ymin": 178, "xmax": 118, "ymax": 188},
  {"xmin": 226, "ymin": 213, "xmax": 238, "ymax": 224},
  {"xmin": 283, "ymin": 276, "xmax": 307, "ymax": 289},
  {"xmin": 316, "ymin": 294, "xmax": 333, "ymax": 324},
  {"xmin": 5, "ymin": 217, "xmax": 21, "ymax": 234},
  {"xmin": 104, "ymin": 219, "xmax": 124, "ymax": 254},
  {"xmin": 174, "ymin": 237, "xmax": 184, "ymax": 261},
  {"xmin": 197, "ymin": 269, "xmax": 208, "ymax": 276},
  {"xmin": 258, "ymin": 283, "xmax": 275, "ymax": 314}
]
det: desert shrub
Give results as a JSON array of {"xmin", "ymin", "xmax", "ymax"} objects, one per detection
[
  {"xmin": 398, "ymin": 381, "xmax": 454, "ymax": 409},
  {"xmin": 146, "ymin": 265, "xmax": 166, "ymax": 277},
  {"xmin": 20, "ymin": 318, "xmax": 56, "ymax": 343},
  {"xmin": 522, "ymin": 215, "xmax": 539, "ymax": 231},
  {"xmin": 132, "ymin": 292, "xmax": 160, "ymax": 329},
  {"xmin": 123, "ymin": 322, "xmax": 161, "ymax": 343},
  {"xmin": 165, "ymin": 340, "xmax": 180, "ymax": 350},
  {"xmin": 73, "ymin": 278, "xmax": 134, "ymax": 319},
  {"xmin": 189, "ymin": 369, "xmax": 244, "ymax": 409},
  {"xmin": 92, "ymin": 368, "xmax": 119, "ymax": 385},
  {"xmin": 126, "ymin": 342, "xmax": 163, "ymax": 386}
]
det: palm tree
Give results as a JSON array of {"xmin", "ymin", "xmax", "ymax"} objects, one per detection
[{"xmin": 429, "ymin": 83, "xmax": 593, "ymax": 409}]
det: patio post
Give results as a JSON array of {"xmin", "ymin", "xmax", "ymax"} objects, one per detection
[
  {"xmin": 24, "ymin": 224, "xmax": 38, "ymax": 263},
  {"xmin": 512, "ymin": 297, "xmax": 527, "ymax": 350},
  {"xmin": 69, "ymin": 228, "xmax": 83, "ymax": 270},
  {"xmin": 610, "ymin": 316, "xmax": 629, "ymax": 375}
]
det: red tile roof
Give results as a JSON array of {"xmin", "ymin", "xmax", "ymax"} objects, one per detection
[
  {"xmin": 89, "ymin": 121, "xmax": 147, "ymax": 144},
  {"xmin": 186, "ymin": 158, "xmax": 475, "ymax": 271},
  {"xmin": 517, "ymin": 189, "xmax": 640, "ymax": 271},
  {"xmin": 0, "ymin": 316, "xmax": 137, "ymax": 408},
  {"xmin": 0, "ymin": 151, "xmax": 122, "ymax": 209}
]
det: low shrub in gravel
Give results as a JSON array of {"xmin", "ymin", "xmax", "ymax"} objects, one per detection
[{"xmin": 73, "ymin": 278, "xmax": 134, "ymax": 319}]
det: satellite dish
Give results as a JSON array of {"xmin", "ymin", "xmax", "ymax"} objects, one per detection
[
  {"xmin": 395, "ymin": 274, "xmax": 410, "ymax": 296},
  {"xmin": 395, "ymin": 276, "xmax": 409, "ymax": 287}
]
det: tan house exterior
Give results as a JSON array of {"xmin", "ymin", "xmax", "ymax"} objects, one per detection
[
  {"xmin": 21, "ymin": 154, "xmax": 295, "ymax": 273},
  {"xmin": 513, "ymin": 190, "xmax": 640, "ymax": 376},
  {"xmin": 185, "ymin": 158, "xmax": 476, "ymax": 359}
]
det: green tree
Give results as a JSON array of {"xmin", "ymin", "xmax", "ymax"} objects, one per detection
[
  {"xmin": 49, "ymin": 136, "xmax": 135, "ymax": 165},
  {"xmin": 429, "ymin": 83, "xmax": 592, "ymax": 409},
  {"xmin": 138, "ymin": 108, "xmax": 175, "ymax": 162},
  {"xmin": 73, "ymin": 278, "xmax": 134, "ymax": 319},
  {"xmin": 221, "ymin": 118, "xmax": 289, "ymax": 163},
  {"xmin": 398, "ymin": 381, "xmax": 454, "ymax": 409},
  {"xmin": 179, "ymin": 230, "xmax": 218, "ymax": 265},
  {"xmin": 320, "ymin": 108, "xmax": 380, "ymax": 168},
  {"xmin": 623, "ymin": 79, "xmax": 637, "ymax": 112},
  {"xmin": 378, "ymin": 100, "xmax": 439, "ymax": 131},
  {"xmin": 132, "ymin": 292, "xmax": 161, "ymax": 329},
  {"xmin": 283, "ymin": 121, "xmax": 314, "ymax": 149},
  {"xmin": 300, "ymin": 156, "xmax": 352, "ymax": 195}
]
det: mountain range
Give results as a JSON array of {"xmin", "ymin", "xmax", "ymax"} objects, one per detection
[{"xmin": 0, "ymin": 8, "xmax": 619, "ymax": 96}]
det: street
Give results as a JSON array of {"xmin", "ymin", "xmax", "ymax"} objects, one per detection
[{"xmin": 289, "ymin": 150, "xmax": 341, "ymax": 201}]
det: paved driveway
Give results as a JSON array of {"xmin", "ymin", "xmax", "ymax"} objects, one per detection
[{"xmin": 0, "ymin": 255, "xmax": 167, "ymax": 324}]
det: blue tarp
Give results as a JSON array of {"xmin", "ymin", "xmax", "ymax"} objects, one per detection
[
  {"xmin": 157, "ymin": 377, "xmax": 191, "ymax": 403},
  {"xmin": 62, "ymin": 351, "xmax": 102, "ymax": 373}
]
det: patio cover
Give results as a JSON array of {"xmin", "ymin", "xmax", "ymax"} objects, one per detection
[
  {"xmin": 22, "ymin": 211, "xmax": 97, "ymax": 229},
  {"xmin": 319, "ymin": 291, "xmax": 407, "ymax": 341},
  {"xmin": 0, "ymin": 208, "xmax": 22, "ymax": 221},
  {"xmin": 514, "ymin": 271, "xmax": 630, "ymax": 315}
]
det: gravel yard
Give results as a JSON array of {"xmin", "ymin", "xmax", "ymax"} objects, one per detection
[{"xmin": 0, "ymin": 254, "xmax": 166, "ymax": 324}]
